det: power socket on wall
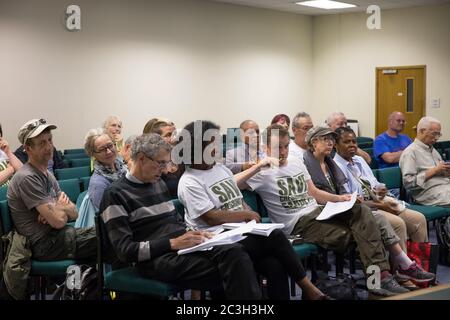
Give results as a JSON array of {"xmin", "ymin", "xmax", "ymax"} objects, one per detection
[{"xmin": 431, "ymin": 98, "xmax": 441, "ymax": 108}]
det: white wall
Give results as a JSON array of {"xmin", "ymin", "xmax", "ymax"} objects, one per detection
[
  {"xmin": 311, "ymin": 3, "xmax": 450, "ymax": 138},
  {"xmin": 0, "ymin": 0, "xmax": 313, "ymax": 149}
]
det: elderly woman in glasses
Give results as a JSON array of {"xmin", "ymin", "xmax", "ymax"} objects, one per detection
[
  {"xmin": 76, "ymin": 128, "xmax": 128, "ymax": 227},
  {"xmin": 0, "ymin": 123, "xmax": 23, "ymax": 186}
]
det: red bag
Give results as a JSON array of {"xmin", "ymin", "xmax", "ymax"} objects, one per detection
[{"xmin": 406, "ymin": 241, "xmax": 439, "ymax": 288}]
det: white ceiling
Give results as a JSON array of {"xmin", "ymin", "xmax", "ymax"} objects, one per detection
[{"xmin": 209, "ymin": 0, "xmax": 450, "ymax": 15}]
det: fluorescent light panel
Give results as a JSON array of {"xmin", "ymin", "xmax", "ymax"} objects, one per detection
[{"xmin": 295, "ymin": 0, "xmax": 356, "ymax": 10}]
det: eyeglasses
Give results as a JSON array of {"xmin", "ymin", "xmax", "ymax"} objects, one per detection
[
  {"xmin": 27, "ymin": 119, "xmax": 46, "ymax": 131},
  {"xmin": 429, "ymin": 131, "xmax": 442, "ymax": 138},
  {"xmin": 147, "ymin": 156, "xmax": 171, "ymax": 169},
  {"xmin": 94, "ymin": 143, "xmax": 115, "ymax": 153}
]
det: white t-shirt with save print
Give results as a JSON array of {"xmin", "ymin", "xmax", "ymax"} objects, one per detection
[
  {"xmin": 246, "ymin": 156, "xmax": 319, "ymax": 235},
  {"xmin": 178, "ymin": 164, "xmax": 244, "ymax": 230}
]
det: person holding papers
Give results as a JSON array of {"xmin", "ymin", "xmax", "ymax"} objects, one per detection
[
  {"xmin": 178, "ymin": 120, "xmax": 330, "ymax": 300},
  {"xmin": 303, "ymin": 126, "xmax": 434, "ymax": 289},
  {"xmin": 239, "ymin": 124, "xmax": 411, "ymax": 296},
  {"xmin": 100, "ymin": 133, "xmax": 265, "ymax": 300},
  {"xmin": 333, "ymin": 126, "xmax": 428, "ymax": 249}
]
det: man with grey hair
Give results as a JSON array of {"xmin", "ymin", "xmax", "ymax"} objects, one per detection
[
  {"xmin": 400, "ymin": 116, "xmax": 450, "ymax": 206},
  {"xmin": 326, "ymin": 111, "xmax": 372, "ymax": 164},
  {"xmin": 374, "ymin": 112, "xmax": 412, "ymax": 169},
  {"xmin": 225, "ymin": 120, "xmax": 265, "ymax": 173},
  {"xmin": 289, "ymin": 112, "xmax": 314, "ymax": 160},
  {"xmin": 99, "ymin": 133, "xmax": 263, "ymax": 299}
]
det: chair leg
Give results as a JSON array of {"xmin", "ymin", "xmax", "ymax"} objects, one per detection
[
  {"xmin": 335, "ymin": 252, "xmax": 344, "ymax": 276},
  {"xmin": 40, "ymin": 277, "xmax": 47, "ymax": 300},
  {"xmin": 310, "ymin": 256, "xmax": 318, "ymax": 283},
  {"xmin": 349, "ymin": 247, "xmax": 356, "ymax": 275},
  {"xmin": 290, "ymin": 277, "xmax": 296, "ymax": 297},
  {"xmin": 34, "ymin": 277, "xmax": 40, "ymax": 300}
]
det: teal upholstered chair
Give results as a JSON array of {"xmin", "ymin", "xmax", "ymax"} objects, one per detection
[
  {"xmin": 64, "ymin": 148, "xmax": 86, "ymax": 155},
  {"xmin": 70, "ymin": 158, "xmax": 91, "ymax": 168},
  {"xmin": 94, "ymin": 212, "xmax": 182, "ymax": 299},
  {"xmin": 0, "ymin": 185, "xmax": 7, "ymax": 201},
  {"xmin": 377, "ymin": 167, "xmax": 450, "ymax": 222},
  {"xmin": 55, "ymin": 166, "xmax": 90, "ymax": 180},
  {"xmin": 0, "ymin": 200, "xmax": 76, "ymax": 300},
  {"xmin": 58, "ymin": 179, "xmax": 81, "ymax": 203}
]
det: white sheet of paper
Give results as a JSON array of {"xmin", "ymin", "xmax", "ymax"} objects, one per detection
[
  {"xmin": 177, "ymin": 221, "xmax": 255, "ymax": 255},
  {"xmin": 315, "ymin": 192, "xmax": 358, "ymax": 221}
]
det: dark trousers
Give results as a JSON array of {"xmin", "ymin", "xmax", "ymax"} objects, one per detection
[
  {"xmin": 31, "ymin": 226, "xmax": 97, "ymax": 262},
  {"xmin": 239, "ymin": 229, "xmax": 307, "ymax": 300},
  {"xmin": 138, "ymin": 243, "xmax": 262, "ymax": 300}
]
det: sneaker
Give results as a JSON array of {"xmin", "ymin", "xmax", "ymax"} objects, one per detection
[
  {"xmin": 369, "ymin": 275, "xmax": 409, "ymax": 297},
  {"xmin": 369, "ymin": 275, "xmax": 410, "ymax": 297},
  {"xmin": 396, "ymin": 262, "xmax": 435, "ymax": 283}
]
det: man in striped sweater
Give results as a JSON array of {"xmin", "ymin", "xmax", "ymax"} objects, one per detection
[{"xmin": 99, "ymin": 133, "xmax": 262, "ymax": 299}]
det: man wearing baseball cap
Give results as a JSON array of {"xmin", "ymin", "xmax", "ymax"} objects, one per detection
[
  {"xmin": 7, "ymin": 118, "xmax": 96, "ymax": 263},
  {"xmin": 13, "ymin": 119, "xmax": 67, "ymax": 174}
]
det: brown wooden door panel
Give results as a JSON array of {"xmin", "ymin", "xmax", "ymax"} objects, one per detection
[{"xmin": 376, "ymin": 66, "xmax": 425, "ymax": 139}]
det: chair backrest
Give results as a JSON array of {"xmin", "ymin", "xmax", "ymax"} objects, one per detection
[
  {"xmin": 377, "ymin": 167, "xmax": 402, "ymax": 190},
  {"xmin": 171, "ymin": 198, "xmax": 185, "ymax": 221},
  {"xmin": 70, "ymin": 158, "xmax": 91, "ymax": 167},
  {"xmin": 241, "ymin": 189, "xmax": 268, "ymax": 217},
  {"xmin": 358, "ymin": 142, "xmax": 373, "ymax": 149},
  {"xmin": 0, "ymin": 200, "xmax": 12, "ymax": 234},
  {"xmin": 55, "ymin": 166, "xmax": 91, "ymax": 180},
  {"xmin": 0, "ymin": 185, "xmax": 7, "ymax": 201},
  {"xmin": 63, "ymin": 153, "xmax": 89, "ymax": 160},
  {"xmin": 371, "ymin": 169, "xmax": 379, "ymax": 180},
  {"xmin": 80, "ymin": 176, "xmax": 91, "ymax": 192},
  {"xmin": 58, "ymin": 179, "xmax": 81, "ymax": 203},
  {"xmin": 362, "ymin": 148, "xmax": 373, "ymax": 157},
  {"xmin": 356, "ymin": 136, "xmax": 373, "ymax": 144},
  {"xmin": 64, "ymin": 148, "xmax": 86, "ymax": 155}
]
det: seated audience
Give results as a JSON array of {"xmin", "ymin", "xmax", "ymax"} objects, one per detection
[
  {"xmin": 238, "ymin": 124, "xmax": 413, "ymax": 296},
  {"xmin": 289, "ymin": 112, "xmax": 314, "ymax": 160},
  {"xmin": 271, "ymin": 114, "xmax": 290, "ymax": 130},
  {"xmin": 75, "ymin": 129, "xmax": 128, "ymax": 228},
  {"xmin": 14, "ymin": 119, "xmax": 67, "ymax": 174},
  {"xmin": 326, "ymin": 112, "xmax": 371, "ymax": 164},
  {"xmin": 103, "ymin": 116, "xmax": 124, "ymax": 152},
  {"xmin": 400, "ymin": 116, "xmax": 450, "ymax": 206},
  {"xmin": 0, "ymin": 123, "xmax": 23, "ymax": 186},
  {"xmin": 178, "ymin": 120, "xmax": 329, "ymax": 300},
  {"xmin": 333, "ymin": 126, "xmax": 428, "ymax": 247},
  {"xmin": 8, "ymin": 119, "xmax": 97, "ymax": 260},
  {"xmin": 100, "ymin": 133, "xmax": 266, "ymax": 299},
  {"xmin": 143, "ymin": 117, "xmax": 182, "ymax": 198},
  {"xmin": 225, "ymin": 120, "xmax": 265, "ymax": 174},
  {"xmin": 120, "ymin": 134, "xmax": 138, "ymax": 170},
  {"xmin": 302, "ymin": 126, "xmax": 433, "ymax": 287},
  {"xmin": 374, "ymin": 112, "xmax": 412, "ymax": 168}
]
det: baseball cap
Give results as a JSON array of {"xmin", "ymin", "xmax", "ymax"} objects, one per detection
[
  {"xmin": 305, "ymin": 126, "xmax": 338, "ymax": 145},
  {"xmin": 18, "ymin": 118, "xmax": 57, "ymax": 145}
]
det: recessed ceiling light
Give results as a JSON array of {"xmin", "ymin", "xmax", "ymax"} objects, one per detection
[{"xmin": 295, "ymin": 0, "xmax": 357, "ymax": 10}]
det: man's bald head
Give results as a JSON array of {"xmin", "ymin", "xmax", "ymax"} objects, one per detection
[{"xmin": 239, "ymin": 120, "xmax": 260, "ymax": 145}]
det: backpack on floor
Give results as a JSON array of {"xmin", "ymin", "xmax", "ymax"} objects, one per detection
[
  {"xmin": 52, "ymin": 265, "xmax": 98, "ymax": 300},
  {"xmin": 315, "ymin": 272, "xmax": 358, "ymax": 300},
  {"xmin": 435, "ymin": 216, "xmax": 450, "ymax": 266}
]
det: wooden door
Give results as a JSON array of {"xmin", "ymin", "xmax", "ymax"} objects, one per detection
[{"xmin": 376, "ymin": 66, "xmax": 426, "ymax": 138}]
